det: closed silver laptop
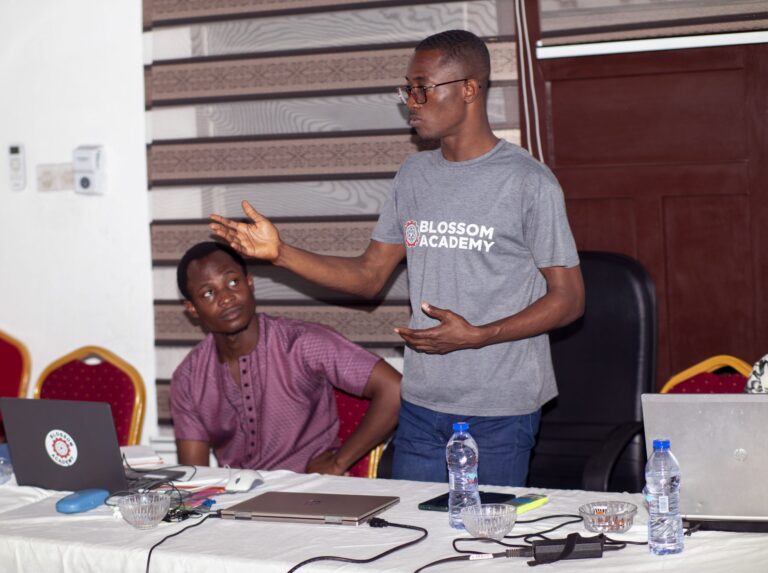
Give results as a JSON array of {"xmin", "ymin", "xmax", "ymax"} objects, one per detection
[
  {"xmin": 641, "ymin": 393, "xmax": 768, "ymax": 522},
  {"xmin": 219, "ymin": 491, "xmax": 400, "ymax": 525}
]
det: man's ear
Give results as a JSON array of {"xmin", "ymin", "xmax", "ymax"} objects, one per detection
[
  {"xmin": 463, "ymin": 79, "xmax": 482, "ymax": 104},
  {"xmin": 247, "ymin": 273, "xmax": 255, "ymax": 292},
  {"xmin": 183, "ymin": 300, "xmax": 198, "ymax": 319}
]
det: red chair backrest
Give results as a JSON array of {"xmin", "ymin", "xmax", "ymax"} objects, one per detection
[
  {"xmin": 333, "ymin": 389, "xmax": 372, "ymax": 478},
  {"xmin": 38, "ymin": 360, "xmax": 137, "ymax": 446},
  {"xmin": 0, "ymin": 334, "xmax": 28, "ymax": 399},
  {"xmin": 665, "ymin": 372, "xmax": 747, "ymax": 394},
  {"xmin": 0, "ymin": 332, "xmax": 30, "ymax": 442}
]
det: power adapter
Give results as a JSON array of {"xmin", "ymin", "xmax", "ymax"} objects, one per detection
[{"xmin": 531, "ymin": 533, "xmax": 604, "ymax": 564}]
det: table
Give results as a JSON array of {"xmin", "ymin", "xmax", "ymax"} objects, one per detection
[{"xmin": 0, "ymin": 467, "xmax": 766, "ymax": 572}]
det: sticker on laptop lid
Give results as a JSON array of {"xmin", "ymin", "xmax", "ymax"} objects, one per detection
[{"xmin": 45, "ymin": 429, "xmax": 78, "ymax": 467}]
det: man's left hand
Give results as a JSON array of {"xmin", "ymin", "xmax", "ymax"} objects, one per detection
[
  {"xmin": 395, "ymin": 302, "xmax": 483, "ymax": 354},
  {"xmin": 306, "ymin": 450, "xmax": 347, "ymax": 476}
]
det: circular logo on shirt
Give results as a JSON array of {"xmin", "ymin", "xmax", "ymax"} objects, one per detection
[
  {"xmin": 45, "ymin": 429, "xmax": 78, "ymax": 467},
  {"xmin": 404, "ymin": 220, "xmax": 419, "ymax": 247}
]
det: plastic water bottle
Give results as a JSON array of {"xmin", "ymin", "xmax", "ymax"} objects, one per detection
[
  {"xmin": 0, "ymin": 458, "xmax": 13, "ymax": 486},
  {"xmin": 446, "ymin": 422, "xmax": 481, "ymax": 529},
  {"xmin": 645, "ymin": 439, "xmax": 684, "ymax": 555}
]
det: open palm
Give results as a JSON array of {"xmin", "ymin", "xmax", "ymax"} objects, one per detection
[{"xmin": 209, "ymin": 200, "xmax": 280, "ymax": 261}]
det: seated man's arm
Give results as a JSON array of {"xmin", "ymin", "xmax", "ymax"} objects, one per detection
[
  {"xmin": 171, "ymin": 360, "xmax": 214, "ymax": 468},
  {"xmin": 176, "ymin": 439, "xmax": 211, "ymax": 467},
  {"xmin": 306, "ymin": 360, "xmax": 401, "ymax": 475}
]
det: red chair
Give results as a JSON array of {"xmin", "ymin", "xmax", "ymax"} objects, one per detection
[
  {"xmin": 334, "ymin": 389, "xmax": 385, "ymax": 478},
  {"xmin": 660, "ymin": 355, "xmax": 752, "ymax": 394},
  {"xmin": 34, "ymin": 346, "xmax": 145, "ymax": 445},
  {"xmin": 0, "ymin": 330, "xmax": 31, "ymax": 441}
]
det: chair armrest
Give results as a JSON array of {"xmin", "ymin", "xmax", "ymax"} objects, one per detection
[{"xmin": 581, "ymin": 421, "xmax": 644, "ymax": 491}]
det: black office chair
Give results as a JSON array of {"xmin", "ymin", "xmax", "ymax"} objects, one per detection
[{"xmin": 528, "ymin": 251, "xmax": 656, "ymax": 492}]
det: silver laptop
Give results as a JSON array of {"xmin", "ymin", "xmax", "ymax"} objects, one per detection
[
  {"xmin": 0, "ymin": 398, "xmax": 183, "ymax": 493},
  {"xmin": 641, "ymin": 393, "xmax": 768, "ymax": 523},
  {"xmin": 219, "ymin": 491, "xmax": 400, "ymax": 525}
]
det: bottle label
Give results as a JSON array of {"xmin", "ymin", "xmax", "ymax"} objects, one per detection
[{"xmin": 659, "ymin": 495, "xmax": 669, "ymax": 513}]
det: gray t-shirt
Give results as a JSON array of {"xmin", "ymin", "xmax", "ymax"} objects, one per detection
[{"xmin": 372, "ymin": 139, "xmax": 579, "ymax": 416}]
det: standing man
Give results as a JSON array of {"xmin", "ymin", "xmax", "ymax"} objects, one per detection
[{"xmin": 210, "ymin": 30, "xmax": 584, "ymax": 486}]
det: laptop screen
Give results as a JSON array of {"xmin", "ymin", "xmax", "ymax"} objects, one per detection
[
  {"xmin": 641, "ymin": 393, "xmax": 768, "ymax": 522},
  {"xmin": 1, "ymin": 398, "xmax": 129, "ymax": 493}
]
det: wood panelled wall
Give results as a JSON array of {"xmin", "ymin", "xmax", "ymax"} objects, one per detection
[
  {"xmin": 143, "ymin": 0, "xmax": 520, "ymax": 423},
  {"xmin": 538, "ymin": 42, "xmax": 768, "ymax": 388}
]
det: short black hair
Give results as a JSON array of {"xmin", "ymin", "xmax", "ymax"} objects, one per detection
[
  {"xmin": 176, "ymin": 241, "xmax": 247, "ymax": 300},
  {"xmin": 415, "ymin": 29, "xmax": 491, "ymax": 86}
]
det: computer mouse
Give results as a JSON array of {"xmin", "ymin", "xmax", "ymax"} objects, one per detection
[{"xmin": 225, "ymin": 469, "xmax": 263, "ymax": 493}]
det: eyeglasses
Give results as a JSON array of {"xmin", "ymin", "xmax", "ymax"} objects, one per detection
[{"xmin": 396, "ymin": 78, "xmax": 468, "ymax": 105}]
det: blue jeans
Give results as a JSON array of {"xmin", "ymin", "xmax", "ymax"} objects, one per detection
[{"xmin": 390, "ymin": 399, "xmax": 541, "ymax": 486}]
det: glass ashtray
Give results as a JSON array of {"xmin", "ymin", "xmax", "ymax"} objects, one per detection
[
  {"xmin": 118, "ymin": 492, "xmax": 171, "ymax": 530},
  {"xmin": 579, "ymin": 501, "xmax": 637, "ymax": 533},
  {"xmin": 460, "ymin": 503, "xmax": 517, "ymax": 540}
]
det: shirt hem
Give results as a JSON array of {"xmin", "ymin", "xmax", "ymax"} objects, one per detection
[{"xmin": 401, "ymin": 390, "xmax": 557, "ymax": 418}]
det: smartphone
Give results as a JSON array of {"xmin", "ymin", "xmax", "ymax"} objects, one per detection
[
  {"xmin": 418, "ymin": 492, "xmax": 548, "ymax": 514},
  {"xmin": 418, "ymin": 491, "xmax": 517, "ymax": 512}
]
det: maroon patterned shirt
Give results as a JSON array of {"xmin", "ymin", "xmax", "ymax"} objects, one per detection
[{"xmin": 171, "ymin": 314, "xmax": 379, "ymax": 472}]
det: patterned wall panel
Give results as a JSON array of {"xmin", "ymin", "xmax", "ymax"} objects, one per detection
[
  {"xmin": 149, "ymin": 129, "xmax": 519, "ymax": 184},
  {"xmin": 148, "ymin": 86, "xmax": 518, "ymax": 139},
  {"xmin": 148, "ymin": 1, "xmax": 512, "ymax": 60},
  {"xmin": 155, "ymin": 302, "xmax": 411, "ymax": 346},
  {"xmin": 145, "ymin": 0, "xmax": 519, "ymax": 423},
  {"xmin": 538, "ymin": 0, "xmax": 768, "ymax": 46},
  {"xmin": 148, "ymin": 43, "xmax": 517, "ymax": 105},
  {"xmin": 153, "ymin": 264, "xmax": 409, "ymax": 302},
  {"xmin": 146, "ymin": 0, "xmax": 391, "ymax": 26},
  {"xmin": 150, "ymin": 180, "xmax": 394, "ymax": 220},
  {"xmin": 152, "ymin": 220, "xmax": 378, "ymax": 261}
]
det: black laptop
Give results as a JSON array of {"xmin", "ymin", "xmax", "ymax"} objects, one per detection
[{"xmin": 0, "ymin": 398, "xmax": 183, "ymax": 493}]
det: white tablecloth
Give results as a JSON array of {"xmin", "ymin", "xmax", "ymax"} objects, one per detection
[{"xmin": 0, "ymin": 468, "xmax": 766, "ymax": 572}]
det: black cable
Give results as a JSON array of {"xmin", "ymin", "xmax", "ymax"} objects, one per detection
[
  {"xmin": 414, "ymin": 549, "xmax": 531, "ymax": 573},
  {"xmin": 419, "ymin": 513, "xmax": 633, "ymax": 572},
  {"xmin": 145, "ymin": 513, "xmax": 211, "ymax": 573},
  {"xmin": 286, "ymin": 517, "xmax": 428, "ymax": 573},
  {"xmin": 122, "ymin": 454, "xmax": 198, "ymax": 481},
  {"xmin": 451, "ymin": 513, "xmax": 583, "ymax": 553}
]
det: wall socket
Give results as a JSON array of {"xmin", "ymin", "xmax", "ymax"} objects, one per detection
[{"xmin": 37, "ymin": 163, "xmax": 74, "ymax": 191}]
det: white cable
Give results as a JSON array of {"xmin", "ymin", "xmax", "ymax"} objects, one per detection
[
  {"xmin": 520, "ymin": 0, "xmax": 544, "ymax": 161},
  {"xmin": 514, "ymin": 0, "xmax": 533, "ymax": 156}
]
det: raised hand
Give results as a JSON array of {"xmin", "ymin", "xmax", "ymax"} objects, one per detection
[
  {"xmin": 209, "ymin": 200, "xmax": 281, "ymax": 261},
  {"xmin": 395, "ymin": 302, "xmax": 484, "ymax": 354}
]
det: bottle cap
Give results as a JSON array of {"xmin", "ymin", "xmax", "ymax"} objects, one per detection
[
  {"xmin": 652, "ymin": 439, "xmax": 670, "ymax": 450},
  {"xmin": 452, "ymin": 422, "xmax": 469, "ymax": 432}
]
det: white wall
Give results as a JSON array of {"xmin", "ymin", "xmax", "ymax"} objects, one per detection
[{"xmin": 0, "ymin": 1, "xmax": 157, "ymax": 441}]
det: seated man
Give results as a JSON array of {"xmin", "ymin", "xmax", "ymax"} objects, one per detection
[{"xmin": 171, "ymin": 241, "xmax": 401, "ymax": 474}]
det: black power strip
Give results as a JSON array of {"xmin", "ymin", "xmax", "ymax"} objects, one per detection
[{"xmin": 532, "ymin": 533, "xmax": 604, "ymax": 564}]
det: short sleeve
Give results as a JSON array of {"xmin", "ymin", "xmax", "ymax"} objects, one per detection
[
  {"xmin": 371, "ymin": 171, "xmax": 404, "ymax": 245},
  {"xmin": 521, "ymin": 169, "xmax": 579, "ymax": 269},
  {"xmin": 298, "ymin": 324, "xmax": 380, "ymax": 397},
  {"xmin": 170, "ymin": 359, "xmax": 210, "ymax": 441}
]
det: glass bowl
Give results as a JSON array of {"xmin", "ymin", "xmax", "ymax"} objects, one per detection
[
  {"xmin": 118, "ymin": 492, "xmax": 171, "ymax": 530},
  {"xmin": 460, "ymin": 503, "xmax": 517, "ymax": 540},
  {"xmin": 579, "ymin": 501, "xmax": 637, "ymax": 533}
]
